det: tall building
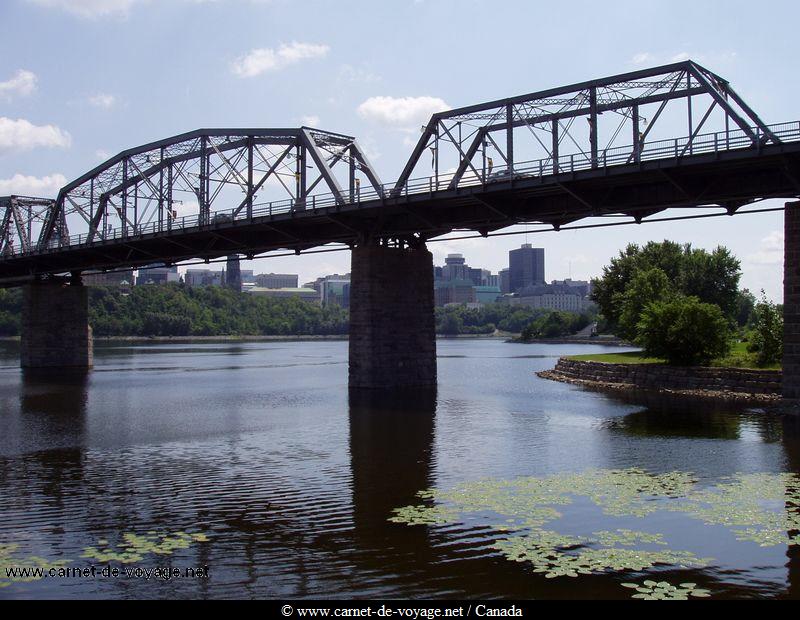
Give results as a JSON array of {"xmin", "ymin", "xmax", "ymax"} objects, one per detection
[
  {"xmin": 500, "ymin": 269, "xmax": 511, "ymax": 295},
  {"xmin": 225, "ymin": 256, "xmax": 242, "ymax": 292},
  {"xmin": 509, "ymin": 244, "xmax": 545, "ymax": 293},
  {"xmin": 442, "ymin": 254, "xmax": 469, "ymax": 281}
]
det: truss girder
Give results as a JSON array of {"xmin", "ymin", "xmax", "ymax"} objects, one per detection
[
  {"xmin": 394, "ymin": 60, "xmax": 783, "ymax": 194},
  {"xmin": 37, "ymin": 128, "xmax": 384, "ymax": 251}
]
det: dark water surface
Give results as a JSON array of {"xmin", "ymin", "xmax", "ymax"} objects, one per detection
[{"xmin": 1, "ymin": 339, "xmax": 799, "ymax": 600}]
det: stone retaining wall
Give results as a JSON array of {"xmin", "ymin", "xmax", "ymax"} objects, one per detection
[{"xmin": 543, "ymin": 358, "xmax": 781, "ymax": 398}]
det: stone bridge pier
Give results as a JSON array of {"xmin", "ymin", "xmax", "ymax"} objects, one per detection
[
  {"xmin": 349, "ymin": 241, "xmax": 437, "ymax": 389},
  {"xmin": 20, "ymin": 277, "xmax": 93, "ymax": 369},
  {"xmin": 785, "ymin": 202, "xmax": 800, "ymax": 404}
]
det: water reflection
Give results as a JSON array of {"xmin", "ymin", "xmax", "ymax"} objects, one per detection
[
  {"xmin": 784, "ymin": 416, "xmax": 800, "ymax": 598},
  {"xmin": 1, "ymin": 340, "xmax": 800, "ymax": 599},
  {"xmin": 349, "ymin": 388, "xmax": 437, "ymax": 533}
]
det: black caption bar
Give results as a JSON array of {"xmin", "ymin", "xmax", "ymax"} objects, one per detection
[{"xmin": 274, "ymin": 602, "xmax": 530, "ymax": 616}]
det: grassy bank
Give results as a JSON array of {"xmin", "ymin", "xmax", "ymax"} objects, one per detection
[{"xmin": 568, "ymin": 341, "xmax": 781, "ymax": 370}]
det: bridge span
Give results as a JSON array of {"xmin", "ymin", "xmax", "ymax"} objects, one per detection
[{"xmin": 3, "ymin": 61, "xmax": 800, "ymax": 398}]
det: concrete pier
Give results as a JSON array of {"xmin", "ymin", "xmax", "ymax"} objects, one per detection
[
  {"xmin": 349, "ymin": 242, "xmax": 436, "ymax": 389},
  {"xmin": 21, "ymin": 281, "xmax": 93, "ymax": 369}
]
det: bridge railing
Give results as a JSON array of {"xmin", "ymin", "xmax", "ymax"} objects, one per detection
[{"xmin": 11, "ymin": 120, "xmax": 800, "ymax": 257}]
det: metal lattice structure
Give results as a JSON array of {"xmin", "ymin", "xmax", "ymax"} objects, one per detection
[
  {"xmin": 1, "ymin": 61, "xmax": 800, "ymax": 285},
  {"xmin": 0, "ymin": 196, "xmax": 59, "ymax": 257},
  {"xmin": 394, "ymin": 60, "xmax": 781, "ymax": 195},
  {"xmin": 37, "ymin": 127, "xmax": 382, "ymax": 251}
]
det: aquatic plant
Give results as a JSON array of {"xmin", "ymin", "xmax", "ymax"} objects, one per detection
[
  {"xmin": 622, "ymin": 580, "xmax": 711, "ymax": 600},
  {"xmin": 389, "ymin": 468, "xmax": 800, "ymax": 581},
  {"xmin": 0, "ymin": 543, "xmax": 70, "ymax": 588},
  {"xmin": 81, "ymin": 530, "xmax": 210, "ymax": 564},
  {"xmin": 492, "ymin": 529, "xmax": 708, "ymax": 579}
]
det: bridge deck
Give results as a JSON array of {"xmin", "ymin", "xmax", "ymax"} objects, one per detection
[{"xmin": 2, "ymin": 123, "xmax": 800, "ymax": 285}]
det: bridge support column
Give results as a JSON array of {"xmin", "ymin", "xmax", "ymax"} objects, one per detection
[
  {"xmin": 349, "ymin": 242, "xmax": 437, "ymax": 389},
  {"xmin": 21, "ymin": 280, "xmax": 93, "ymax": 369},
  {"xmin": 785, "ymin": 202, "xmax": 800, "ymax": 405}
]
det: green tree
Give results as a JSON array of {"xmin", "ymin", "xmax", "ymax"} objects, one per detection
[
  {"xmin": 439, "ymin": 312, "xmax": 463, "ymax": 335},
  {"xmin": 616, "ymin": 267, "xmax": 672, "ymax": 341},
  {"xmin": 637, "ymin": 296, "xmax": 732, "ymax": 366},
  {"xmin": 735, "ymin": 289, "xmax": 757, "ymax": 328},
  {"xmin": 748, "ymin": 291, "xmax": 783, "ymax": 367},
  {"xmin": 591, "ymin": 241, "xmax": 741, "ymax": 330}
]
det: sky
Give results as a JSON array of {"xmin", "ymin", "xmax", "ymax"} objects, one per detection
[{"xmin": 0, "ymin": 0, "xmax": 797, "ymax": 300}]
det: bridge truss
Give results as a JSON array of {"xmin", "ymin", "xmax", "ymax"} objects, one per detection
[
  {"xmin": 394, "ymin": 60, "xmax": 782, "ymax": 197},
  {"xmin": 6, "ymin": 128, "xmax": 382, "ymax": 256},
  {"xmin": 1, "ymin": 61, "xmax": 800, "ymax": 284}
]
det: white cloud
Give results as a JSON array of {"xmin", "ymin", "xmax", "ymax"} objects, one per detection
[
  {"xmin": 630, "ymin": 52, "xmax": 655, "ymax": 66},
  {"xmin": 27, "ymin": 0, "xmax": 141, "ymax": 19},
  {"xmin": 629, "ymin": 50, "xmax": 738, "ymax": 67},
  {"xmin": 299, "ymin": 115, "xmax": 320, "ymax": 127},
  {"xmin": 27, "ymin": 0, "xmax": 273, "ymax": 19},
  {"xmin": 747, "ymin": 230, "xmax": 784, "ymax": 266},
  {"xmin": 0, "ymin": 70, "xmax": 38, "ymax": 100},
  {"xmin": 96, "ymin": 149, "xmax": 111, "ymax": 160},
  {"xmin": 357, "ymin": 96, "xmax": 450, "ymax": 130},
  {"xmin": 338, "ymin": 64, "xmax": 380, "ymax": 84},
  {"xmin": 231, "ymin": 42, "xmax": 330, "ymax": 78},
  {"xmin": 670, "ymin": 52, "xmax": 691, "ymax": 63},
  {"xmin": 88, "ymin": 93, "xmax": 117, "ymax": 109},
  {"xmin": 0, "ymin": 173, "xmax": 67, "ymax": 197},
  {"xmin": 0, "ymin": 118, "xmax": 72, "ymax": 154}
]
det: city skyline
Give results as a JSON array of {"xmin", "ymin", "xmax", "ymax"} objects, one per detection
[{"xmin": 0, "ymin": 0, "xmax": 795, "ymax": 300}]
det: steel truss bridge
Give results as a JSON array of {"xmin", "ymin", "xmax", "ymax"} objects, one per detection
[{"xmin": 2, "ymin": 60, "xmax": 800, "ymax": 286}]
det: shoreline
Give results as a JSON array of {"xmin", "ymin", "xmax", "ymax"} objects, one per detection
[
  {"xmin": 538, "ymin": 357, "xmax": 783, "ymax": 405},
  {"xmin": 2, "ymin": 334, "xmax": 516, "ymax": 344},
  {"xmin": 509, "ymin": 337, "xmax": 631, "ymax": 347},
  {"xmin": 538, "ymin": 369, "xmax": 781, "ymax": 405}
]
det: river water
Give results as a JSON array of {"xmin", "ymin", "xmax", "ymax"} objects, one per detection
[{"xmin": 0, "ymin": 339, "xmax": 799, "ymax": 600}]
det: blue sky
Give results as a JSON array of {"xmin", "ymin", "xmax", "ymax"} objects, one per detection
[{"xmin": 1, "ymin": 0, "xmax": 797, "ymax": 299}]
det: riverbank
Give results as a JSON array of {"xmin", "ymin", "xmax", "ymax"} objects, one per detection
[
  {"xmin": 511, "ymin": 337, "xmax": 630, "ymax": 346},
  {"xmin": 538, "ymin": 357, "xmax": 782, "ymax": 404},
  {"xmin": 0, "ymin": 334, "xmax": 514, "ymax": 344}
]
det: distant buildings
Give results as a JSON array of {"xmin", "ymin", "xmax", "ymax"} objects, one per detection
[
  {"xmin": 246, "ymin": 287, "xmax": 320, "ymax": 303},
  {"xmin": 137, "ymin": 265, "xmax": 179, "ymax": 285},
  {"xmin": 225, "ymin": 256, "xmax": 242, "ymax": 292},
  {"xmin": 83, "ymin": 270, "xmax": 134, "ymax": 287},
  {"xmin": 184, "ymin": 269, "xmax": 224, "ymax": 288},
  {"xmin": 304, "ymin": 273, "xmax": 351, "ymax": 308},
  {"xmin": 442, "ymin": 254, "xmax": 469, "ymax": 282},
  {"xmin": 499, "ymin": 269, "xmax": 511, "ymax": 295},
  {"xmin": 434, "ymin": 254, "xmax": 503, "ymax": 307},
  {"xmin": 510, "ymin": 280, "xmax": 594, "ymax": 313},
  {"xmin": 509, "ymin": 244, "xmax": 545, "ymax": 293},
  {"xmin": 435, "ymin": 279, "xmax": 477, "ymax": 306},
  {"xmin": 106, "ymin": 245, "xmax": 591, "ymax": 315},
  {"xmin": 255, "ymin": 273, "xmax": 299, "ymax": 289},
  {"xmin": 321, "ymin": 278, "xmax": 351, "ymax": 309}
]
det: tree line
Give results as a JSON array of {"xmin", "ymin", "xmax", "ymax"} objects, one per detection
[
  {"xmin": 0, "ymin": 285, "xmax": 349, "ymax": 337},
  {"xmin": 0, "ymin": 284, "xmax": 593, "ymax": 339},
  {"xmin": 590, "ymin": 241, "xmax": 782, "ymax": 367}
]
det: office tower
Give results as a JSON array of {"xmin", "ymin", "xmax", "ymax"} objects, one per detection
[{"xmin": 509, "ymin": 244, "xmax": 545, "ymax": 293}]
